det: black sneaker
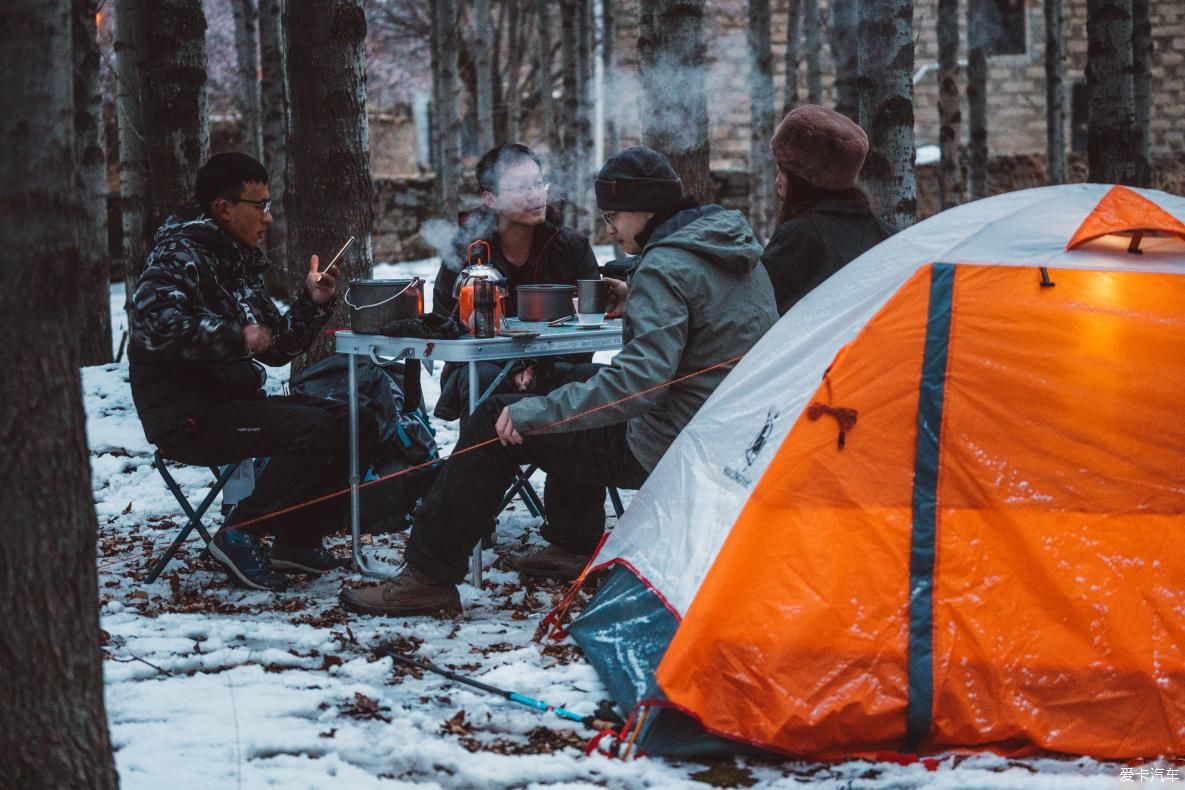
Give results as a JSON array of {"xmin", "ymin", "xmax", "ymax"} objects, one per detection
[
  {"xmin": 208, "ymin": 529, "xmax": 289, "ymax": 592},
  {"xmin": 271, "ymin": 542, "xmax": 348, "ymax": 575}
]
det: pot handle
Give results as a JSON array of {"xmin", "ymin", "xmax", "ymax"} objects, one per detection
[{"xmin": 344, "ymin": 277, "xmax": 423, "ymax": 311}]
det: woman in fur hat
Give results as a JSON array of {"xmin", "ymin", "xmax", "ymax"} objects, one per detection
[{"xmin": 762, "ymin": 105, "xmax": 896, "ymax": 315}]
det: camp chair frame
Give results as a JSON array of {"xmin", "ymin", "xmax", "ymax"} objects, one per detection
[{"xmin": 144, "ymin": 451, "xmax": 243, "ymax": 584}]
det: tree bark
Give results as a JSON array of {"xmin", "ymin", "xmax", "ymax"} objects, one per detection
[
  {"xmin": 1086, "ymin": 0, "xmax": 1137, "ymax": 185},
  {"xmin": 577, "ymin": 0, "xmax": 595, "ymax": 233},
  {"xmin": 603, "ymin": 0, "xmax": 619, "ymax": 155},
  {"xmin": 782, "ymin": 0, "xmax": 800, "ymax": 116},
  {"xmin": 560, "ymin": 0, "xmax": 581, "ymax": 225},
  {"xmin": 75, "ymin": 0, "xmax": 114, "ymax": 364},
  {"xmin": 937, "ymin": 0, "xmax": 964, "ymax": 207},
  {"xmin": 828, "ymin": 0, "xmax": 859, "ymax": 120},
  {"xmin": 749, "ymin": 0, "xmax": 776, "ymax": 241},
  {"xmin": 507, "ymin": 0, "xmax": 523, "ymax": 142},
  {"xmin": 801, "ymin": 0, "xmax": 822, "ymax": 105},
  {"xmin": 638, "ymin": 0, "xmax": 711, "ymax": 202},
  {"xmin": 1045, "ymin": 0, "xmax": 1067, "ymax": 185},
  {"xmin": 475, "ymin": 0, "xmax": 495, "ymax": 151},
  {"xmin": 115, "ymin": 0, "xmax": 150, "ymax": 297},
  {"xmin": 857, "ymin": 0, "xmax": 916, "ymax": 229},
  {"xmin": 966, "ymin": 0, "xmax": 989, "ymax": 198},
  {"xmin": 260, "ymin": 0, "xmax": 292, "ymax": 296},
  {"xmin": 284, "ymin": 0, "xmax": 373, "ymax": 369},
  {"xmin": 232, "ymin": 0, "xmax": 263, "ymax": 160},
  {"xmin": 430, "ymin": 0, "xmax": 462, "ymax": 221},
  {"xmin": 0, "ymin": 2, "xmax": 117, "ymax": 786},
  {"xmin": 1131, "ymin": 0, "xmax": 1152, "ymax": 187}
]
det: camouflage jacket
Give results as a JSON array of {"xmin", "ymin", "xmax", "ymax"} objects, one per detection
[{"xmin": 128, "ymin": 202, "xmax": 333, "ymax": 440}]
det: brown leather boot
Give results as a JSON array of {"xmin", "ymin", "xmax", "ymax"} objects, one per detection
[
  {"xmin": 340, "ymin": 566, "xmax": 461, "ymax": 616},
  {"xmin": 509, "ymin": 544, "xmax": 592, "ymax": 582}
]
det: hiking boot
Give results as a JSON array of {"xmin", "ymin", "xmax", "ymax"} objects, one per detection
[
  {"xmin": 510, "ymin": 544, "xmax": 591, "ymax": 582},
  {"xmin": 271, "ymin": 542, "xmax": 349, "ymax": 575},
  {"xmin": 339, "ymin": 565, "xmax": 461, "ymax": 617},
  {"xmin": 208, "ymin": 529, "xmax": 289, "ymax": 592}
]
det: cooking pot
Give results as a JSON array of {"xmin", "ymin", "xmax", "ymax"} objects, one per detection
[
  {"xmin": 516, "ymin": 284, "xmax": 576, "ymax": 322},
  {"xmin": 344, "ymin": 278, "xmax": 425, "ymax": 334}
]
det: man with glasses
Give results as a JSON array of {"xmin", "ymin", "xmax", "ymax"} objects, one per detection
[{"xmin": 129, "ymin": 152, "xmax": 381, "ymax": 592}]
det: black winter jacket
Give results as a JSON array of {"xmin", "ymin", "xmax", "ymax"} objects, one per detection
[
  {"xmin": 431, "ymin": 206, "xmax": 599, "ymax": 318},
  {"xmin": 761, "ymin": 198, "xmax": 895, "ymax": 315},
  {"xmin": 128, "ymin": 202, "xmax": 333, "ymax": 442}
]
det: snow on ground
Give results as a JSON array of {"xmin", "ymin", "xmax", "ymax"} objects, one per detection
[{"xmin": 90, "ymin": 258, "xmax": 1135, "ymax": 788}]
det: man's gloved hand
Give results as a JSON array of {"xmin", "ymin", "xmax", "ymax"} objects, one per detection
[{"xmin": 380, "ymin": 314, "xmax": 469, "ymax": 339}]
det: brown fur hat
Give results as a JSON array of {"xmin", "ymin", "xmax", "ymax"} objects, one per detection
[{"xmin": 770, "ymin": 105, "xmax": 869, "ymax": 191}]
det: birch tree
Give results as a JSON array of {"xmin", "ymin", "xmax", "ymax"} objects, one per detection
[
  {"xmin": 115, "ymin": 0, "xmax": 149, "ymax": 293},
  {"xmin": 857, "ymin": 0, "xmax": 916, "ymax": 228},
  {"xmin": 284, "ymin": 0, "xmax": 373, "ymax": 367},
  {"xmin": 233, "ymin": 0, "xmax": 263, "ymax": 160},
  {"xmin": 431, "ymin": 0, "xmax": 462, "ymax": 220},
  {"xmin": 1086, "ymin": 0, "xmax": 1137, "ymax": 184},
  {"xmin": 638, "ymin": 0, "xmax": 711, "ymax": 201},
  {"xmin": 749, "ymin": 0, "xmax": 777, "ymax": 241},
  {"xmin": 0, "ymin": 1, "xmax": 117, "ymax": 784},
  {"xmin": 260, "ymin": 0, "xmax": 292, "ymax": 295},
  {"xmin": 475, "ymin": 0, "xmax": 494, "ymax": 151},
  {"xmin": 1045, "ymin": 0, "xmax": 1067, "ymax": 185},
  {"xmin": 506, "ymin": 0, "xmax": 524, "ymax": 142},
  {"xmin": 536, "ymin": 0, "xmax": 558, "ymax": 168},
  {"xmin": 76, "ymin": 0, "xmax": 114, "ymax": 364},
  {"xmin": 829, "ymin": 0, "xmax": 859, "ymax": 121},
  {"xmin": 966, "ymin": 0, "xmax": 989, "ymax": 198},
  {"xmin": 937, "ymin": 0, "xmax": 964, "ymax": 207},
  {"xmin": 603, "ymin": 0, "xmax": 619, "ymax": 154}
]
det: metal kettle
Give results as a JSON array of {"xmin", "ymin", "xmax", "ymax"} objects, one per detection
[{"xmin": 453, "ymin": 240, "xmax": 506, "ymax": 337}]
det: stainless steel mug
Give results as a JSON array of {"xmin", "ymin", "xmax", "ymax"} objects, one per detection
[{"xmin": 576, "ymin": 279, "xmax": 609, "ymax": 314}]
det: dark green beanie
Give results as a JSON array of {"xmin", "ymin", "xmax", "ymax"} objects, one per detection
[{"xmin": 594, "ymin": 146, "xmax": 683, "ymax": 212}]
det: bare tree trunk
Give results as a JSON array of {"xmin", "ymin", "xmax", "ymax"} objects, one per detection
[
  {"xmin": 749, "ymin": 0, "xmax": 776, "ymax": 241},
  {"xmin": 284, "ymin": 0, "xmax": 373, "ymax": 369},
  {"xmin": 560, "ymin": 0, "xmax": 581, "ymax": 225},
  {"xmin": 537, "ymin": 0, "xmax": 559, "ymax": 170},
  {"xmin": 1045, "ymin": 0, "xmax": 1067, "ymax": 185},
  {"xmin": 260, "ymin": 0, "xmax": 292, "ymax": 296},
  {"xmin": 141, "ymin": 0, "xmax": 209, "ymax": 245},
  {"xmin": 638, "ymin": 0, "xmax": 711, "ymax": 201},
  {"xmin": 233, "ymin": 0, "xmax": 263, "ymax": 160},
  {"xmin": 75, "ymin": 0, "xmax": 114, "ymax": 365},
  {"xmin": 782, "ymin": 0, "xmax": 801, "ymax": 115},
  {"xmin": 966, "ymin": 0, "xmax": 989, "ymax": 198},
  {"xmin": 603, "ymin": 0, "xmax": 619, "ymax": 154},
  {"xmin": 432, "ymin": 0, "xmax": 462, "ymax": 220},
  {"xmin": 801, "ymin": 0, "xmax": 822, "ymax": 105},
  {"xmin": 115, "ymin": 0, "xmax": 150, "ymax": 297},
  {"xmin": 1086, "ymin": 0, "xmax": 1137, "ymax": 184},
  {"xmin": 507, "ymin": 0, "xmax": 523, "ymax": 142},
  {"xmin": 1131, "ymin": 0, "xmax": 1152, "ymax": 187},
  {"xmin": 577, "ymin": 0, "xmax": 595, "ymax": 234},
  {"xmin": 937, "ymin": 0, "xmax": 964, "ymax": 207},
  {"xmin": 476, "ymin": 0, "xmax": 495, "ymax": 151},
  {"xmin": 857, "ymin": 0, "xmax": 916, "ymax": 229},
  {"xmin": 0, "ymin": 2, "xmax": 117, "ymax": 786},
  {"xmin": 828, "ymin": 0, "xmax": 859, "ymax": 120}
]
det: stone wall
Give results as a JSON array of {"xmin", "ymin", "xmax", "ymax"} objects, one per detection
[{"xmin": 372, "ymin": 176, "xmax": 438, "ymax": 262}]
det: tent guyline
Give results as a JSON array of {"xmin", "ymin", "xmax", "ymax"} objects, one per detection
[{"xmin": 216, "ymin": 353, "xmax": 749, "ymax": 533}]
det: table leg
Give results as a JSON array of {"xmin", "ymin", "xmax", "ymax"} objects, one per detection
[{"xmin": 468, "ymin": 360, "xmax": 482, "ymax": 587}]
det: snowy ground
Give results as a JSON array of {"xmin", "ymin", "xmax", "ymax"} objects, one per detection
[{"xmin": 89, "ymin": 258, "xmax": 1136, "ymax": 788}]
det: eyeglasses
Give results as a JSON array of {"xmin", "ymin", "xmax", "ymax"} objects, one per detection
[
  {"xmin": 230, "ymin": 197, "xmax": 273, "ymax": 213},
  {"xmin": 601, "ymin": 211, "xmax": 619, "ymax": 230},
  {"xmin": 500, "ymin": 181, "xmax": 550, "ymax": 196}
]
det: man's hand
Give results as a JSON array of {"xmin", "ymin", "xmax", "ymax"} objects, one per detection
[
  {"xmin": 603, "ymin": 277, "xmax": 628, "ymax": 319},
  {"xmin": 513, "ymin": 364, "xmax": 536, "ymax": 393},
  {"xmin": 243, "ymin": 324, "xmax": 272, "ymax": 355},
  {"xmin": 495, "ymin": 407, "xmax": 523, "ymax": 445},
  {"xmin": 305, "ymin": 254, "xmax": 338, "ymax": 305}
]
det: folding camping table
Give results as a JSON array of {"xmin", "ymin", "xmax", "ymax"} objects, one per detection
[{"xmin": 334, "ymin": 320, "xmax": 624, "ymax": 587}]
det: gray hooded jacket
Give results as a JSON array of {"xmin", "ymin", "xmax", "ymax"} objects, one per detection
[{"xmin": 508, "ymin": 205, "xmax": 778, "ymax": 471}]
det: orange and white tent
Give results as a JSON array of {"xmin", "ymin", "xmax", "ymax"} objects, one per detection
[{"xmin": 567, "ymin": 184, "xmax": 1185, "ymax": 760}]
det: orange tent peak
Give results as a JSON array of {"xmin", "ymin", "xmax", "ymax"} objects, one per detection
[{"xmin": 1066, "ymin": 185, "xmax": 1185, "ymax": 251}]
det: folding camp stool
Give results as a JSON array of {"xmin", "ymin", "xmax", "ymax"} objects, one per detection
[
  {"xmin": 144, "ymin": 451, "xmax": 245, "ymax": 584},
  {"xmin": 498, "ymin": 465, "xmax": 626, "ymax": 520}
]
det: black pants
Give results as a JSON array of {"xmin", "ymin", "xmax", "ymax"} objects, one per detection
[
  {"xmin": 153, "ymin": 393, "xmax": 381, "ymax": 545},
  {"xmin": 406, "ymin": 394, "xmax": 649, "ymax": 584}
]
